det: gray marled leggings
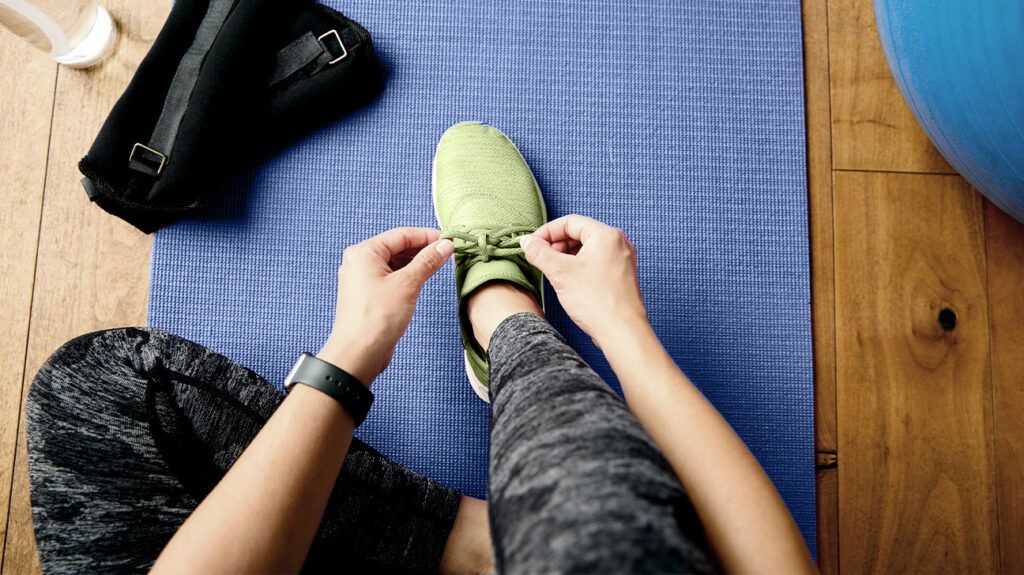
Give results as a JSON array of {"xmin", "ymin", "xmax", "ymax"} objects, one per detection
[
  {"xmin": 27, "ymin": 314, "xmax": 712, "ymax": 574},
  {"xmin": 487, "ymin": 313, "xmax": 712, "ymax": 574}
]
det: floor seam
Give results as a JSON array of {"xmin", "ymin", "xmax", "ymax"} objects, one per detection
[{"xmin": 2, "ymin": 63, "xmax": 60, "ymax": 574}]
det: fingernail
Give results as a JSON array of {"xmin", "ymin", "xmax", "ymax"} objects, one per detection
[
  {"xmin": 435, "ymin": 239, "xmax": 454, "ymax": 258},
  {"xmin": 519, "ymin": 235, "xmax": 534, "ymax": 249}
]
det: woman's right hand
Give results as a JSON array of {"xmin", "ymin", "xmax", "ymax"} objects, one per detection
[{"xmin": 520, "ymin": 214, "xmax": 650, "ymax": 345}]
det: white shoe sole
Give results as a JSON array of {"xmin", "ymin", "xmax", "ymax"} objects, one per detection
[
  {"xmin": 463, "ymin": 353, "xmax": 492, "ymax": 403},
  {"xmin": 432, "ymin": 121, "xmax": 548, "ymax": 404}
]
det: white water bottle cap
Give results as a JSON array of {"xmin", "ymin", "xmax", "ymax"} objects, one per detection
[{"xmin": 54, "ymin": 5, "xmax": 116, "ymax": 68}]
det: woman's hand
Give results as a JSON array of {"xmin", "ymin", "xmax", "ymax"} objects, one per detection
[
  {"xmin": 319, "ymin": 227, "xmax": 454, "ymax": 385},
  {"xmin": 520, "ymin": 215, "xmax": 649, "ymax": 346}
]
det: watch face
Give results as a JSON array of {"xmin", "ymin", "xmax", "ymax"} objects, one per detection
[{"xmin": 284, "ymin": 353, "xmax": 310, "ymax": 389}]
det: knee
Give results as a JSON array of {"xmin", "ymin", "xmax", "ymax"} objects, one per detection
[
  {"xmin": 29, "ymin": 327, "xmax": 157, "ymax": 412},
  {"xmin": 37, "ymin": 327, "xmax": 155, "ymax": 374}
]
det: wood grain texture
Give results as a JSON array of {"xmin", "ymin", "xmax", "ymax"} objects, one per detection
[
  {"xmin": 834, "ymin": 170, "xmax": 998, "ymax": 573},
  {"xmin": 816, "ymin": 463, "xmax": 839, "ymax": 575},
  {"xmin": 804, "ymin": 0, "xmax": 836, "ymax": 455},
  {"xmin": 801, "ymin": 0, "xmax": 838, "ymax": 571},
  {"xmin": 985, "ymin": 201, "xmax": 1024, "ymax": 574},
  {"xmin": 0, "ymin": 31, "xmax": 57, "ymax": 570},
  {"xmin": 1, "ymin": 2, "xmax": 166, "ymax": 572},
  {"xmin": 827, "ymin": 0, "xmax": 954, "ymax": 174}
]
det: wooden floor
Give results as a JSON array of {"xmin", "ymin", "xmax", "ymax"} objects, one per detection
[{"xmin": 0, "ymin": 0, "xmax": 1020, "ymax": 572}]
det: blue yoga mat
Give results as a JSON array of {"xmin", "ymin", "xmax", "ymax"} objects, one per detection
[{"xmin": 150, "ymin": 0, "xmax": 815, "ymax": 555}]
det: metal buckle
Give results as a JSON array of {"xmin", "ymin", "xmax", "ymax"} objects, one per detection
[
  {"xmin": 317, "ymin": 29, "xmax": 348, "ymax": 65},
  {"xmin": 129, "ymin": 143, "xmax": 167, "ymax": 176}
]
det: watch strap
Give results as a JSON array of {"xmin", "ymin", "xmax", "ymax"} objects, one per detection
[{"xmin": 284, "ymin": 353, "xmax": 374, "ymax": 425}]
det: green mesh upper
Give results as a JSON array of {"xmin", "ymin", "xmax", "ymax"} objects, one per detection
[{"xmin": 433, "ymin": 122, "xmax": 547, "ymax": 389}]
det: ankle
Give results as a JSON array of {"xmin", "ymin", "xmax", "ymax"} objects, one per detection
[{"xmin": 466, "ymin": 281, "xmax": 542, "ymax": 351}]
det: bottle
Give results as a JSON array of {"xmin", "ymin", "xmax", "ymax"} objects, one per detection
[{"xmin": 0, "ymin": 0, "xmax": 116, "ymax": 68}]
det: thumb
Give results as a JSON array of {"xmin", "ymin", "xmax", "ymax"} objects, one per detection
[
  {"xmin": 520, "ymin": 234, "xmax": 569, "ymax": 275},
  {"xmin": 399, "ymin": 239, "xmax": 454, "ymax": 286}
]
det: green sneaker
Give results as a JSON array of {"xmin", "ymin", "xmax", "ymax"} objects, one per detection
[{"xmin": 432, "ymin": 122, "xmax": 547, "ymax": 402}]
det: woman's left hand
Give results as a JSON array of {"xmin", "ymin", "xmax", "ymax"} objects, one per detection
[{"xmin": 319, "ymin": 227, "xmax": 454, "ymax": 386}]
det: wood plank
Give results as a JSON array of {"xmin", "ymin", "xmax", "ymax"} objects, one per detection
[
  {"xmin": 834, "ymin": 170, "xmax": 998, "ymax": 573},
  {"xmin": 0, "ymin": 32, "xmax": 57, "ymax": 569},
  {"xmin": 816, "ymin": 464, "xmax": 839, "ymax": 575},
  {"xmin": 827, "ymin": 0, "xmax": 955, "ymax": 174},
  {"xmin": 1, "ymin": 2, "xmax": 166, "ymax": 572},
  {"xmin": 985, "ymin": 201, "xmax": 1024, "ymax": 573},
  {"xmin": 800, "ymin": 0, "xmax": 839, "ymax": 570},
  {"xmin": 804, "ymin": 0, "xmax": 836, "ymax": 456}
]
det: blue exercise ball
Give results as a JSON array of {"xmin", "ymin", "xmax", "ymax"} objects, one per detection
[{"xmin": 875, "ymin": 0, "xmax": 1024, "ymax": 222}]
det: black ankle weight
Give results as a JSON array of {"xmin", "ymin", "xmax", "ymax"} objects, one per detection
[{"xmin": 79, "ymin": 0, "xmax": 383, "ymax": 233}]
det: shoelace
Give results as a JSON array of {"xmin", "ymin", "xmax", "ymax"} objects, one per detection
[{"xmin": 442, "ymin": 225, "xmax": 536, "ymax": 266}]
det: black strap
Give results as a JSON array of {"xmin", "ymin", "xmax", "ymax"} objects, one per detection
[
  {"xmin": 286, "ymin": 353, "xmax": 374, "ymax": 426},
  {"xmin": 267, "ymin": 27, "xmax": 361, "ymax": 90},
  {"xmin": 129, "ymin": 0, "xmax": 239, "ymax": 176},
  {"xmin": 267, "ymin": 32, "xmax": 325, "ymax": 87}
]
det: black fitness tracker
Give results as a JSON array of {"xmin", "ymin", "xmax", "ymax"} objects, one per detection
[{"xmin": 283, "ymin": 353, "xmax": 374, "ymax": 426}]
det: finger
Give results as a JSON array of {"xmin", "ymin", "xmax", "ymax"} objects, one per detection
[
  {"xmin": 388, "ymin": 247, "xmax": 420, "ymax": 271},
  {"xmin": 397, "ymin": 239, "xmax": 454, "ymax": 286},
  {"xmin": 532, "ymin": 214, "xmax": 605, "ymax": 245},
  {"xmin": 520, "ymin": 235, "xmax": 571, "ymax": 275},
  {"xmin": 550, "ymin": 239, "xmax": 581, "ymax": 255},
  {"xmin": 364, "ymin": 227, "xmax": 441, "ymax": 260}
]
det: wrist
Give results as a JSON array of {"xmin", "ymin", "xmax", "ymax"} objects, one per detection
[
  {"xmin": 317, "ymin": 337, "xmax": 380, "ymax": 387},
  {"xmin": 288, "ymin": 382, "xmax": 356, "ymax": 427},
  {"xmin": 591, "ymin": 309, "xmax": 653, "ymax": 349},
  {"xmin": 595, "ymin": 316, "xmax": 670, "ymax": 372}
]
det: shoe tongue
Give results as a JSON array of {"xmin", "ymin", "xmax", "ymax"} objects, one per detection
[{"xmin": 460, "ymin": 259, "xmax": 533, "ymax": 298}]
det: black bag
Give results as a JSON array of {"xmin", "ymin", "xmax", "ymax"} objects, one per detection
[{"xmin": 80, "ymin": 0, "xmax": 383, "ymax": 233}]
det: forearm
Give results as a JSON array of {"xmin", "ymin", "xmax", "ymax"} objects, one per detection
[
  {"xmin": 151, "ymin": 227, "xmax": 463, "ymax": 573},
  {"xmin": 599, "ymin": 320, "xmax": 815, "ymax": 574},
  {"xmin": 152, "ymin": 384, "xmax": 355, "ymax": 573}
]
